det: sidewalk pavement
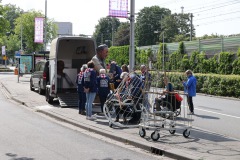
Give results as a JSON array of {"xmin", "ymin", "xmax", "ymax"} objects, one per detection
[{"xmin": 1, "ymin": 74, "xmax": 240, "ymax": 160}]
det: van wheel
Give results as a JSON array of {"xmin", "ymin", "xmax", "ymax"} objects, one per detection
[
  {"xmin": 38, "ymin": 86, "xmax": 45, "ymax": 95},
  {"xmin": 30, "ymin": 79, "xmax": 34, "ymax": 91},
  {"xmin": 45, "ymin": 88, "xmax": 53, "ymax": 104}
]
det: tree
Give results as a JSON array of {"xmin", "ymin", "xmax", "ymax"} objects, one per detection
[
  {"xmin": 14, "ymin": 10, "xmax": 57, "ymax": 53},
  {"xmin": 114, "ymin": 22, "xmax": 130, "ymax": 46},
  {"xmin": 173, "ymin": 13, "xmax": 195, "ymax": 41},
  {"xmin": 0, "ymin": 3, "xmax": 10, "ymax": 37},
  {"xmin": 159, "ymin": 14, "xmax": 179, "ymax": 43},
  {"xmin": 93, "ymin": 17, "xmax": 120, "ymax": 46},
  {"xmin": 135, "ymin": 6, "xmax": 171, "ymax": 46},
  {"xmin": 3, "ymin": 4, "xmax": 23, "ymax": 33}
]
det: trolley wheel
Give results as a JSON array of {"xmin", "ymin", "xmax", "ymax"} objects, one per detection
[
  {"xmin": 175, "ymin": 107, "xmax": 181, "ymax": 117},
  {"xmin": 151, "ymin": 132, "xmax": 160, "ymax": 141},
  {"xmin": 109, "ymin": 123, "xmax": 113, "ymax": 128},
  {"xmin": 162, "ymin": 124, "xmax": 164, "ymax": 128},
  {"xmin": 169, "ymin": 129, "xmax": 176, "ymax": 134},
  {"xmin": 183, "ymin": 129, "xmax": 190, "ymax": 138},
  {"xmin": 139, "ymin": 128, "xmax": 146, "ymax": 138}
]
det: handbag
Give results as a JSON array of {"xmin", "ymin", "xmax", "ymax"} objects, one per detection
[{"xmin": 175, "ymin": 93, "xmax": 183, "ymax": 102}]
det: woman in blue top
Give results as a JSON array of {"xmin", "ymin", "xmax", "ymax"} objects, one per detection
[
  {"xmin": 84, "ymin": 61, "xmax": 97, "ymax": 120},
  {"xmin": 182, "ymin": 70, "xmax": 197, "ymax": 114}
]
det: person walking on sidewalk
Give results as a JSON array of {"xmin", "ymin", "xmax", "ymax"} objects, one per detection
[
  {"xmin": 75, "ymin": 64, "xmax": 88, "ymax": 115},
  {"xmin": 182, "ymin": 70, "xmax": 197, "ymax": 114},
  {"xmin": 84, "ymin": 61, "xmax": 97, "ymax": 120},
  {"xmin": 97, "ymin": 69, "xmax": 110, "ymax": 113}
]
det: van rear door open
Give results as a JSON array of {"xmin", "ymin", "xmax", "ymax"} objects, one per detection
[{"xmin": 46, "ymin": 37, "xmax": 96, "ymax": 107}]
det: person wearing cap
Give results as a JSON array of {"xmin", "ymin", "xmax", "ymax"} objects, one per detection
[
  {"xmin": 182, "ymin": 70, "xmax": 197, "ymax": 114},
  {"xmin": 91, "ymin": 44, "xmax": 109, "ymax": 74}
]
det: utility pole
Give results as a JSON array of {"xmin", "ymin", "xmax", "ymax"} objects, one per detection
[
  {"xmin": 190, "ymin": 13, "xmax": 193, "ymax": 41},
  {"xmin": 129, "ymin": 0, "xmax": 135, "ymax": 71},
  {"xmin": 162, "ymin": 32, "xmax": 164, "ymax": 71},
  {"xmin": 112, "ymin": 18, "xmax": 114, "ymax": 46},
  {"xmin": 44, "ymin": 0, "xmax": 47, "ymax": 51},
  {"xmin": 181, "ymin": 6, "xmax": 184, "ymax": 34}
]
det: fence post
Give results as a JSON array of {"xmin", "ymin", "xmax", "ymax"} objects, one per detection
[
  {"xmin": 221, "ymin": 36, "xmax": 224, "ymax": 52},
  {"xmin": 198, "ymin": 39, "xmax": 201, "ymax": 52}
]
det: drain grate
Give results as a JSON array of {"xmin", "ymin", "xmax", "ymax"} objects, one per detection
[{"xmin": 151, "ymin": 147, "xmax": 164, "ymax": 155}]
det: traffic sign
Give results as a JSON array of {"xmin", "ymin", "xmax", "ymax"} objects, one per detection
[
  {"xmin": 2, "ymin": 46, "xmax": 6, "ymax": 55},
  {"xmin": 15, "ymin": 52, "xmax": 21, "ymax": 59}
]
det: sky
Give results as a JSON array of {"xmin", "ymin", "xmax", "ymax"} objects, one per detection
[{"xmin": 2, "ymin": 0, "xmax": 240, "ymax": 37}]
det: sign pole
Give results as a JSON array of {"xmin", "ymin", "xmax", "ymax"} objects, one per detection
[{"xmin": 129, "ymin": 0, "xmax": 135, "ymax": 71}]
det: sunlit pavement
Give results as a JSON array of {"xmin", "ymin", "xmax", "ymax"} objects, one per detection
[{"xmin": 1, "ymin": 73, "xmax": 240, "ymax": 160}]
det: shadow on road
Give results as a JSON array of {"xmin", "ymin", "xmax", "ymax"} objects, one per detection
[{"xmin": 194, "ymin": 113, "xmax": 220, "ymax": 120}]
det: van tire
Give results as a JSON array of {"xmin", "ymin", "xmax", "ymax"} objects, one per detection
[
  {"xmin": 30, "ymin": 79, "xmax": 34, "ymax": 91},
  {"xmin": 38, "ymin": 86, "xmax": 45, "ymax": 95},
  {"xmin": 45, "ymin": 87, "xmax": 53, "ymax": 104}
]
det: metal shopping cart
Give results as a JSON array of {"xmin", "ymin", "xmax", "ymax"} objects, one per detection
[{"xmin": 139, "ymin": 91, "xmax": 193, "ymax": 141}]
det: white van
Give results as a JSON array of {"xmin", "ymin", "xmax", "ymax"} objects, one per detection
[{"xmin": 45, "ymin": 36, "xmax": 96, "ymax": 107}]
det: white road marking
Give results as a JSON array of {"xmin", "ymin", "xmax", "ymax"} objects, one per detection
[
  {"xmin": 36, "ymin": 105, "xmax": 53, "ymax": 110},
  {"xmin": 195, "ymin": 108, "xmax": 240, "ymax": 119}
]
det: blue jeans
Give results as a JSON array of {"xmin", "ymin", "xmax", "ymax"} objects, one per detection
[{"xmin": 85, "ymin": 92, "xmax": 96, "ymax": 117}]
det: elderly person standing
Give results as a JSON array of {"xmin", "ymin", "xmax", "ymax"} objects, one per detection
[
  {"xmin": 75, "ymin": 64, "xmax": 88, "ymax": 115},
  {"xmin": 97, "ymin": 69, "xmax": 110, "ymax": 113},
  {"xmin": 182, "ymin": 70, "xmax": 197, "ymax": 115},
  {"xmin": 92, "ymin": 44, "xmax": 109, "ymax": 74}
]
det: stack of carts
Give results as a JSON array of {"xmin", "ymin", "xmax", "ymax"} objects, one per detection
[
  {"xmin": 103, "ymin": 71, "xmax": 144, "ymax": 128},
  {"xmin": 103, "ymin": 69, "xmax": 193, "ymax": 141},
  {"xmin": 139, "ymin": 70, "xmax": 193, "ymax": 141}
]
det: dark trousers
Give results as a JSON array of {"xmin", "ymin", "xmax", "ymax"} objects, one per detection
[
  {"xmin": 78, "ymin": 92, "xmax": 86, "ymax": 112},
  {"xmin": 99, "ymin": 95, "xmax": 107, "ymax": 112},
  {"xmin": 187, "ymin": 96, "xmax": 194, "ymax": 112}
]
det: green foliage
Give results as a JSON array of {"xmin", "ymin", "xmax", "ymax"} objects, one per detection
[
  {"xmin": 179, "ymin": 54, "xmax": 190, "ymax": 71},
  {"xmin": 232, "ymin": 49, "xmax": 240, "ymax": 74},
  {"xmin": 114, "ymin": 22, "xmax": 130, "ymax": 46},
  {"xmin": 164, "ymin": 72, "xmax": 240, "ymax": 98},
  {"xmin": 135, "ymin": 6, "xmax": 171, "ymax": 46},
  {"xmin": 156, "ymin": 43, "xmax": 167, "ymax": 70},
  {"xmin": 14, "ymin": 10, "xmax": 57, "ymax": 53},
  {"xmin": 178, "ymin": 41, "xmax": 185, "ymax": 54},
  {"xmin": 93, "ymin": 17, "xmax": 120, "ymax": 46},
  {"xmin": 107, "ymin": 45, "xmax": 129, "ymax": 65},
  {"xmin": 218, "ymin": 52, "xmax": 234, "ymax": 74},
  {"xmin": 208, "ymin": 55, "xmax": 218, "ymax": 73},
  {"xmin": 189, "ymin": 51, "xmax": 199, "ymax": 72}
]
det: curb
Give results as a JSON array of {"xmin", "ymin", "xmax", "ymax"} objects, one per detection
[
  {"xmin": 36, "ymin": 109, "xmax": 194, "ymax": 160},
  {"xmin": 0, "ymin": 81, "xmax": 197, "ymax": 160}
]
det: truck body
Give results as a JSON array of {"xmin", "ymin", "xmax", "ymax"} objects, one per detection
[{"xmin": 45, "ymin": 36, "xmax": 96, "ymax": 107}]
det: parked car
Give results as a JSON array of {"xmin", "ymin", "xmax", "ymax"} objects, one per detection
[{"xmin": 30, "ymin": 59, "xmax": 49, "ymax": 95}]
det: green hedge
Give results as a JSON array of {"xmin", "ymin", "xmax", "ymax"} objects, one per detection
[{"xmin": 166, "ymin": 72, "xmax": 240, "ymax": 98}]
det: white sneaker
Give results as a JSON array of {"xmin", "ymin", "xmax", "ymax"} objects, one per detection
[
  {"xmin": 89, "ymin": 116, "xmax": 97, "ymax": 120},
  {"xmin": 86, "ymin": 116, "xmax": 90, "ymax": 120}
]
